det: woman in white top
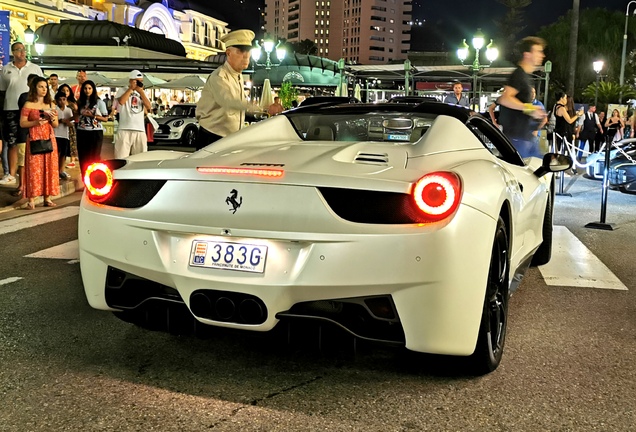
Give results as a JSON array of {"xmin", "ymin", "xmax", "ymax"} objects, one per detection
[{"xmin": 74, "ymin": 80, "xmax": 109, "ymax": 178}]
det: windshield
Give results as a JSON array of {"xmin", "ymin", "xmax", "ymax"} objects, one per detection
[
  {"xmin": 286, "ymin": 112, "xmax": 439, "ymax": 143},
  {"xmin": 167, "ymin": 105, "xmax": 194, "ymax": 117}
]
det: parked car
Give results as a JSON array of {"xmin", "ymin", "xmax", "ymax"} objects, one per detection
[
  {"xmin": 608, "ymin": 138, "xmax": 636, "ymax": 194},
  {"xmin": 585, "ymin": 139, "xmax": 636, "ymax": 180},
  {"xmin": 153, "ymin": 103, "xmax": 198, "ymax": 147},
  {"xmin": 79, "ymin": 101, "xmax": 571, "ymax": 375}
]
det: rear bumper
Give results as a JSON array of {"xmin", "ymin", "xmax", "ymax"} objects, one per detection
[{"xmin": 79, "ymin": 200, "xmax": 497, "ymax": 355}]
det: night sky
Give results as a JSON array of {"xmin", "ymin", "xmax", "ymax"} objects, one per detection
[{"xmin": 185, "ymin": 0, "xmax": 628, "ymax": 49}]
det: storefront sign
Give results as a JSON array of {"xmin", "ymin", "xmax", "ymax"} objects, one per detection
[{"xmin": 0, "ymin": 11, "xmax": 10, "ymax": 66}]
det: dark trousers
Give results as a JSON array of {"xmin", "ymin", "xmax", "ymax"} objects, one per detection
[
  {"xmin": 195, "ymin": 127, "xmax": 222, "ymax": 151},
  {"xmin": 76, "ymin": 129, "xmax": 104, "ymax": 179},
  {"xmin": 578, "ymin": 132, "xmax": 596, "ymax": 158}
]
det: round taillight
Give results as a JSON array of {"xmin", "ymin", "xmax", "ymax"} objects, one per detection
[
  {"xmin": 412, "ymin": 172, "xmax": 462, "ymax": 222},
  {"xmin": 84, "ymin": 162, "xmax": 114, "ymax": 198}
]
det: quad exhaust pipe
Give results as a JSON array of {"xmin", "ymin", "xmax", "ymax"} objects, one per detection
[{"xmin": 189, "ymin": 290, "xmax": 267, "ymax": 325}]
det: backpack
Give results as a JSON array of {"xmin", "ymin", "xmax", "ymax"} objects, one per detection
[{"xmin": 546, "ymin": 104, "xmax": 557, "ymax": 133}]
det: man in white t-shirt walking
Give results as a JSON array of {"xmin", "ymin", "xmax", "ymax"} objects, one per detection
[{"xmin": 113, "ymin": 70, "xmax": 151, "ymax": 158}]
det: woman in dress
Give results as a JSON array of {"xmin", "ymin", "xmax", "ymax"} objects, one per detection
[
  {"xmin": 553, "ymin": 92, "xmax": 582, "ymax": 153},
  {"xmin": 75, "ymin": 80, "xmax": 109, "ymax": 178},
  {"xmin": 605, "ymin": 109, "xmax": 624, "ymax": 143},
  {"xmin": 19, "ymin": 76, "xmax": 60, "ymax": 209},
  {"xmin": 58, "ymin": 83, "xmax": 79, "ymax": 168}
]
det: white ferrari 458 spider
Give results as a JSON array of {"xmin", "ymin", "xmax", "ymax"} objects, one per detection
[{"xmin": 79, "ymin": 101, "xmax": 571, "ymax": 374}]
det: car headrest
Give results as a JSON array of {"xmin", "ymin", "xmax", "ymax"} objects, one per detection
[{"xmin": 306, "ymin": 125, "xmax": 334, "ymax": 141}]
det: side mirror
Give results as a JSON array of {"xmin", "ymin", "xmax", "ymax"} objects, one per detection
[{"xmin": 534, "ymin": 153, "xmax": 573, "ymax": 177}]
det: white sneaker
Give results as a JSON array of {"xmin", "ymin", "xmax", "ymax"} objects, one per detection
[{"xmin": 0, "ymin": 174, "xmax": 16, "ymax": 185}]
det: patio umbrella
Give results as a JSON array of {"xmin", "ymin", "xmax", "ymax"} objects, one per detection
[
  {"xmin": 162, "ymin": 75, "xmax": 206, "ymax": 90},
  {"xmin": 109, "ymin": 73, "xmax": 167, "ymax": 89},
  {"xmin": 259, "ymin": 78, "xmax": 274, "ymax": 110},
  {"xmin": 85, "ymin": 72, "xmax": 113, "ymax": 87},
  {"xmin": 354, "ymin": 83, "xmax": 362, "ymax": 101}
]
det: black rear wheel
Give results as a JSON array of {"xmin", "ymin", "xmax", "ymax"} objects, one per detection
[{"xmin": 468, "ymin": 216, "xmax": 509, "ymax": 375}]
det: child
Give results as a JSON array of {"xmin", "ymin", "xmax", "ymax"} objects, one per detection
[{"xmin": 54, "ymin": 91, "xmax": 74, "ymax": 181}]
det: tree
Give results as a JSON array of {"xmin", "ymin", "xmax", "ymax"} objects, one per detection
[
  {"xmin": 582, "ymin": 81, "xmax": 636, "ymax": 108},
  {"xmin": 494, "ymin": 0, "xmax": 532, "ymax": 61},
  {"xmin": 538, "ymin": 8, "xmax": 636, "ymax": 101},
  {"xmin": 278, "ymin": 81, "xmax": 298, "ymax": 109},
  {"xmin": 566, "ymin": 0, "xmax": 580, "ymax": 98},
  {"xmin": 287, "ymin": 39, "xmax": 318, "ymax": 56}
]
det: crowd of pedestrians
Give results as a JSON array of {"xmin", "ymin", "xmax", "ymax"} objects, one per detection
[{"xmin": 0, "ymin": 41, "xmax": 155, "ymax": 208}]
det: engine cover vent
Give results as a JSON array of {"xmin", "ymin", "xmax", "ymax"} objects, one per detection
[{"xmin": 354, "ymin": 152, "xmax": 389, "ymax": 165}]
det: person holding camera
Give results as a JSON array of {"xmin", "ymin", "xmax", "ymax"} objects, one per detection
[{"xmin": 113, "ymin": 70, "xmax": 151, "ymax": 158}]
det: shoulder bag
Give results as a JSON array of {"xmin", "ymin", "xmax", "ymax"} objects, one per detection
[{"xmin": 29, "ymin": 118, "xmax": 54, "ymax": 155}]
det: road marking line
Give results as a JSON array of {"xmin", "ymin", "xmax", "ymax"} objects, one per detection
[
  {"xmin": 0, "ymin": 206, "xmax": 79, "ymax": 236},
  {"xmin": 0, "ymin": 277, "xmax": 23, "ymax": 286},
  {"xmin": 25, "ymin": 240, "xmax": 79, "ymax": 260},
  {"xmin": 539, "ymin": 226, "xmax": 628, "ymax": 290}
]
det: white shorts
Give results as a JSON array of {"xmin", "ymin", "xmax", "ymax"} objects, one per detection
[{"xmin": 114, "ymin": 130, "xmax": 147, "ymax": 159}]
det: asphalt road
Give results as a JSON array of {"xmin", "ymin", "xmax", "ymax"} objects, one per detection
[{"xmin": 0, "ymin": 178, "xmax": 635, "ymax": 431}]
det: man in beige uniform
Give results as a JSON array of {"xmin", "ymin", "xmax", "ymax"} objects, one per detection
[{"xmin": 195, "ymin": 29, "xmax": 261, "ymax": 150}]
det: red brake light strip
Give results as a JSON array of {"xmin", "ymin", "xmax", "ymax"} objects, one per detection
[{"xmin": 197, "ymin": 167, "xmax": 284, "ymax": 177}]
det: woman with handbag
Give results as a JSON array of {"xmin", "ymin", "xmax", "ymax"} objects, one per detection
[
  {"xmin": 75, "ymin": 80, "xmax": 109, "ymax": 178},
  {"xmin": 19, "ymin": 76, "xmax": 60, "ymax": 210}
]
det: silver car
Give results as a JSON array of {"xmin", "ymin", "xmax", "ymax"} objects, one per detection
[{"xmin": 153, "ymin": 103, "xmax": 198, "ymax": 146}]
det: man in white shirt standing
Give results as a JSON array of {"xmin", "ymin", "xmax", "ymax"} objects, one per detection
[
  {"xmin": 113, "ymin": 70, "xmax": 151, "ymax": 158},
  {"xmin": 0, "ymin": 42, "xmax": 43, "ymax": 184}
]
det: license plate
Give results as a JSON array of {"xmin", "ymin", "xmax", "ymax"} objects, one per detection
[
  {"xmin": 189, "ymin": 240, "xmax": 268, "ymax": 273},
  {"xmin": 387, "ymin": 134, "xmax": 409, "ymax": 141}
]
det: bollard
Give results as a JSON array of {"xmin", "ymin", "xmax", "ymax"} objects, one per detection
[{"xmin": 585, "ymin": 136, "xmax": 615, "ymax": 230}]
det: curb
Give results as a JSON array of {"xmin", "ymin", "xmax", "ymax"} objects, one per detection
[{"xmin": 0, "ymin": 179, "xmax": 80, "ymax": 214}]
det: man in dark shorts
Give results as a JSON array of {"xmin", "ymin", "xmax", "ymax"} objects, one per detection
[
  {"xmin": 0, "ymin": 42, "xmax": 43, "ymax": 185},
  {"xmin": 498, "ymin": 37, "xmax": 547, "ymax": 159}
]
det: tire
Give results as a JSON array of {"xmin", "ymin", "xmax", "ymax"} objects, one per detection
[
  {"xmin": 531, "ymin": 190, "xmax": 553, "ymax": 266},
  {"xmin": 468, "ymin": 216, "xmax": 509, "ymax": 375},
  {"xmin": 181, "ymin": 126, "xmax": 197, "ymax": 147}
]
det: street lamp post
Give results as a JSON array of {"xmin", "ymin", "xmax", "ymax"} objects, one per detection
[
  {"xmin": 22, "ymin": 25, "xmax": 45, "ymax": 61},
  {"xmin": 543, "ymin": 60, "xmax": 552, "ymax": 109},
  {"xmin": 457, "ymin": 29, "xmax": 498, "ymax": 111},
  {"xmin": 337, "ymin": 58, "xmax": 346, "ymax": 96},
  {"xmin": 593, "ymin": 60, "xmax": 604, "ymax": 107},
  {"xmin": 251, "ymin": 39, "xmax": 286, "ymax": 79},
  {"xmin": 619, "ymin": 1, "xmax": 636, "ymax": 103},
  {"xmin": 404, "ymin": 59, "xmax": 412, "ymax": 96},
  {"xmin": 23, "ymin": 25, "xmax": 35, "ymax": 61}
]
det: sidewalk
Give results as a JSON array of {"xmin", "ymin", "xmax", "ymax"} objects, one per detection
[{"xmin": 0, "ymin": 137, "xmax": 114, "ymax": 213}]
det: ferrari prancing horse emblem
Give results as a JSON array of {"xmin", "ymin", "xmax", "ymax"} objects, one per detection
[{"xmin": 225, "ymin": 189, "xmax": 243, "ymax": 214}]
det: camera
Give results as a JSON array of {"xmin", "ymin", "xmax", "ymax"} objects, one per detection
[
  {"xmin": 39, "ymin": 110, "xmax": 47, "ymax": 119},
  {"xmin": 136, "ymin": 80, "xmax": 144, "ymax": 88}
]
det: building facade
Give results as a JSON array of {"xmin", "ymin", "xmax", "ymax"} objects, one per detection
[
  {"xmin": 264, "ymin": 0, "xmax": 412, "ymax": 64},
  {"xmin": 0, "ymin": 0, "xmax": 231, "ymax": 61}
]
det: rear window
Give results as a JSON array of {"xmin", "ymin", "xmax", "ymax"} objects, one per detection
[{"xmin": 286, "ymin": 112, "xmax": 439, "ymax": 143}]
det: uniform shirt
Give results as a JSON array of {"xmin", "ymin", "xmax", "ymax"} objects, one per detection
[
  {"xmin": 0, "ymin": 61, "xmax": 43, "ymax": 111},
  {"xmin": 196, "ymin": 61, "xmax": 253, "ymax": 137},
  {"xmin": 114, "ymin": 87, "xmax": 145, "ymax": 131}
]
